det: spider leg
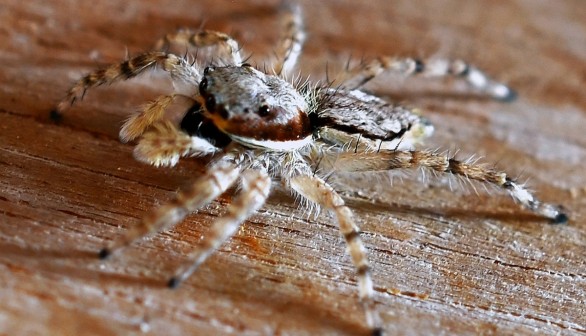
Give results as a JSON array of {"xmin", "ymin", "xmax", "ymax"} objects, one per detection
[
  {"xmin": 290, "ymin": 174, "xmax": 382, "ymax": 335},
  {"xmin": 120, "ymin": 94, "xmax": 196, "ymax": 142},
  {"xmin": 99, "ymin": 159, "xmax": 240, "ymax": 259},
  {"xmin": 55, "ymin": 51, "xmax": 200, "ymax": 116},
  {"xmin": 155, "ymin": 30, "xmax": 243, "ymax": 65},
  {"xmin": 133, "ymin": 121, "xmax": 218, "ymax": 167},
  {"xmin": 339, "ymin": 57, "xmax": 516, "ymax": 102},
  {"xmin": 331, "ymin": 150, "xmax": 568, "ymax": 223},
  {"xmin": 168, "ymin": 169, "xmax": 271, "ymax": 288},
  {"xmin": 272, "ymin": 2, "xmax": 305, "ymax": 78}
]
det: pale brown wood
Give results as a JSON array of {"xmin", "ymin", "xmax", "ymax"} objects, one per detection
[{"xmin": 1, "ymin": 1, "xmax": 585, "ymax": 335}]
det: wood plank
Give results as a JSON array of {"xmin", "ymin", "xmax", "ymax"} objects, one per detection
[{"xmin": 1, "ymin": 1, "xmax": 585, "ymax": 335}]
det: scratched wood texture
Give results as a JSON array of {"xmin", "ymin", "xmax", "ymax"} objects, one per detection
[{"xmin": 1, "ymin": 1, "xmax": 585, "ymax": 335}]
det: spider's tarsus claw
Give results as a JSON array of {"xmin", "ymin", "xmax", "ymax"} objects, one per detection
[
  {"xmin": 98, "ymin": 248, "xmax": 111, "ymax": 260},
  {"xmin": 371, "ymin": 327, "xmax": 384, "ymax": 336},
  {"xmin": 552, "ymin": 212, "xmax": 569, "ymax": 225},
  {"xmin": 167, "ymin": 277, "xmax": 181, "ymax": 289},
  {"xmin": 49, "ymin": 109, "xmax": 63, "ymax": 123}
]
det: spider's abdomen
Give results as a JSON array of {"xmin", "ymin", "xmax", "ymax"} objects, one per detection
[
  {"xmin": 314, "ymin": 89, "xmax": 434, "ymax": 150},
  {"xmin": 316, "ymin": 89, "xmax": 429, "ymax": 140},
  {"xmin": 198, "ymin": 65, "xmax": 312, "ymax": 151}
]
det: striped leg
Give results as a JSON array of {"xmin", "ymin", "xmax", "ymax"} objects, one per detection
[
  {"xmin": 340, "ymin": 57, "xmax": 516, "ymax": 101},
  {"xmin": 272, "ymin": 2, "xmax": 305, "ymax": 77},
  {"xmin": 290, "ymin": 174, "xmax": 382, "ymax": 335},
  {"xmin": 120, "ymin": 94, "xmax": 196, "ymax": 142},
  {"xmin": 99, "ymin": 160, "xmax": 240, "ymax": 259},
  {"xmin": 331, "ymin": 150, "xmax": 568, "ymax": 223},
  {"xmin": 55, "ymin": 52, "xmax": 201, "ymax": 115},
  {"xmin": 133, "ymin": 121, "xmax": 218, "ymax": 167},
  {"xmin": 168, "ymin": 169, "xmax": 271, "ymax": 288},
  {"xmin": 155, "ymin": 30, "xmax": 243, "ymax": 66}
]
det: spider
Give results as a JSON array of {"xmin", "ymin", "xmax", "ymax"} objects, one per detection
[{"xmin": 53, "ymin": 3, "xmax": 567, "ymax": 335}]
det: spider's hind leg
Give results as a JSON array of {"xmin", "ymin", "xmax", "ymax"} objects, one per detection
[
  {"xmin": 339, "ymin": 56, "xmax": 516, "ymax": 102},
  {"xmin": 332, "ymin": 150, "xmax": 568, "ymax": 223},
  {"xmin": 271, "ymin": 2, "xmax": 305, "ymax": 78}
]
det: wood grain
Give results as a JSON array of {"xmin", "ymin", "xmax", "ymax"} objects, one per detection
[{"xmin": 1, "ymin": 1, "xmax": 585, "ymax": 335}]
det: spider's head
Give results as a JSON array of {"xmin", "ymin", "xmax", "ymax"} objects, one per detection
[{"xmin": 198, "ymin": 64, "xmax": 312, "ymax": 151}]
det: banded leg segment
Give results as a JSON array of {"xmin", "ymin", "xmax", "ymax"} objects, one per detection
[
  {"xmin": 155, "ymin": 30, "xmax": 243, "ymax": 65},
  {"xmin": 332, "ymin": 150, "xmax": 568, "ymax": 223},
  {"xmin": 120, "ymin": 94, "xmax": 196, "ymax": 142},
  {"xmin": 290, "ymin": 174, "xmax": 382, "ymax": 334},
  {"xmin": 133, "ymin": 121, "xmax": 218, "ymax": 167},
  {"xmin": 340, "ymin": 57, "xmax": 516, "ymax": 101},
  {"xmin": 57, "ymin": 52, "xmax": 201, "ymax": 114},
  {"xmin": 272, "ymin": 2, "xmax": 305, "ymax": 77},
  {"xmin": 99, "ymin": 160, "xmax": 240, "ymax": 259},
  {"xmin": 169, "ymin": 169, "xmax": 271, "ymax": 288}
]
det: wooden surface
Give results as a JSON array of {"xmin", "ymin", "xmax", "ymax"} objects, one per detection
[{"xmin": 1, "ymin": 1, "xmax": 585, "ymax": 335}]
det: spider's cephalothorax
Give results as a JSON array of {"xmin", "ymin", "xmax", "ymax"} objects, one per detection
[
  {"xmin": 54, "ymin": 3, "xmax": 567, "ymax": 335},
  {"xmin": 197, "ymin": 64, "xmax": 313, "ymax": 150}
]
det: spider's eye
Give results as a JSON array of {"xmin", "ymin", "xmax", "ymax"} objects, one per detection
[
  {"xmin": 205, "ymin": 95, "xmax": 216, "ymax": 111},
  {"xmin": 205, "ymin": 95, "xmax": 229, "ymax": 119},
  {"xmin": 199, "ymin": 77, "xmax": 208, "ymax": 93},
  {"xmin": 258, "ymin": 105, "xmax": 271, "ymax": 117},
  {"xmin": 414, "ymin": 59, "xmax": 425, "ymax": 73},
  {"xmin": 216, "ymin": 104, "xmax": 229, "ymax": 119},
  {"xmin": 203, "ymin": 66, "xmax": 213, "ymax": 75}
]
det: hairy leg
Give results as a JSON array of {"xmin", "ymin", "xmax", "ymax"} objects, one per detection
[
  {"xmin": 330, "ymin": 150, "xmax": 567, "ymax": 223},
  {"xmin": 169, "ymin": 169, "xmax": 271, "ymax": 288},
  {"xmin": 55, "ymin": 52, "xmax": 200, "ymax": 116},
  {"xmin": 339, "ymin": 57, "xmax": 516, "ymax": 101},
  {"xmin": 99, "ymin": 159, "xmax": 239, "ymax": 259},
  {"xmin": 290, "ymin": 174, "xmax": 382, "ymax": 335},
  {"xmin": 120, "ymin": 94, "xmax": 196, "ymax": 142},
  {"xmin": 133, "ymin": 121, "xmax": 218, "ymax": 167},
  {"xmin": 272, "ymin": 2, "xmax": 305, "ymax": 78},
  {"xmin": 155, "ymin": 30, "xmax": 243, "ymax": 66}
]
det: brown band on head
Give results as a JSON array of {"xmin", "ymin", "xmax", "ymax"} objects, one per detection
[{"xmin": 220, "ymin": 108, "xmax": 312, "ymax": 142}]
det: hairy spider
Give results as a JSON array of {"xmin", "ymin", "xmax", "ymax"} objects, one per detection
[{"xmin": 54, "ymin": 3, "xmax": 567, "ymax": 335}]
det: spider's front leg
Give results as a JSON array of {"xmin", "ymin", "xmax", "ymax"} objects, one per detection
[
  {"xmin": 155, "ymin": 30, "xmax": 243, "ymax": 66},
  {"xmin": 331, "ymin": 150, "xmax": 568, "ymax": 224},
  {"xmin": 290, "ymin": 174, "xmax": 383, "ymax": 336},
  {"xmin": 169, "ymin": 169, "xmax": 271, "ymax": 288},
  {"xmin": 339, "ymin": 56, "xmax": 516, "ymax": 102},
  {"xmin": 99, "ymin": 159, "xmax": 240, "ymax": 259},
  {"xmin": 53, "ymin": 51, "xmax": 200, "ymax": 120}
]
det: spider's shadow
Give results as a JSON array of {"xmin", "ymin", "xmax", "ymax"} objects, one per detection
[
  {"xmin": 0, "ymin": 242, "xmax": 164, "ymax": 288},
  {"xmin": 0, "ymin": 240, "xmax": 367, "ymax": 334},
  {"xmin": 342, "ymin": 193, "xmax": 554, "ymax": 231},
  {"xmin": 264, "ymin": 184, "xmax": 550, "ymax": 230}
]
